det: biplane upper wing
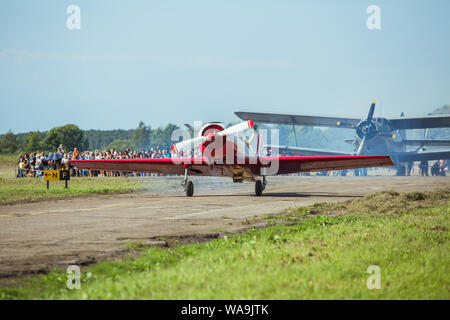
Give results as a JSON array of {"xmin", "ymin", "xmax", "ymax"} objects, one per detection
[
  {"xmin": 236, "ymin": 111, "xmax": 450, "ymax": 130},
  {"xmin": 234, "ymin": 111, "xmax": 360, "ymax": 129}
]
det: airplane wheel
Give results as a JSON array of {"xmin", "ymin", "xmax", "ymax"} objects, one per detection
[
  {"xmin": 255, "ymin": 180, "xmax": 263, "ymax": 196},
  {"xmin": 185, "ymin": 180, "xmax": 194, "ymax": 197}
]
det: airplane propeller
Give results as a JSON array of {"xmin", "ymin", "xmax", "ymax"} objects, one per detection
[
  {"xmin": 172, "ymin": 120, "xmax": 255, "ymax": 154},
  {"xmin": 355, "ymin": 101, "xmax": 378, "ymax": 155},
  {"xmin": 218, "ymin": 120, "xmax": 254, "ymax": 136},
  {"xmin": 184, "ymin": 123, "xmax": 195, "ymax": 137},
  {"xmin": 172, "ymin": 135, "xmax": 209, "ymax": 154}
]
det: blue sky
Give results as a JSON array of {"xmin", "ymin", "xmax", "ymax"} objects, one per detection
[{"xmin": 1, "ymin": 0, "xmax": 449, "ymax": 133}]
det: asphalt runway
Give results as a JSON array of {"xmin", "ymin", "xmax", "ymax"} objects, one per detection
[{"xmin": 0, "ymin": 176, "xmax": 448, "ymax": 278}]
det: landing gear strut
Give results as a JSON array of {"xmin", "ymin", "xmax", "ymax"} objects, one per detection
[
  {"xmin": 255, "ymin": 176, "xmax": 267, "ymax": 196},
  {"xmin": 182, "ymin": 168, "xmax": 194, "ymax": 197}
]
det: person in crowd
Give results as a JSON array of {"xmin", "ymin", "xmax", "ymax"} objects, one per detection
[
  {"xmin": 73, "ymin": 148, "xmax": 79, "ymax": 159},
  {"xmin": 35, "ymin": 154, "xmax": 43, "ymax": 177},
  {"xmin": 57, "ymin": 144, "xmax": 64, "ymax": 155},
  {"xmin": 17, "ymin": 155, "xmax": 25, "ymax": 177},
  {"xmin": 439, "ymin": 160, "xmax": 447, "ymax": 176},
  {"xmin": 406, "ymin": 161, "xmax": 414, "ymax": 176},
  {"xmin": 431, "ymin": 161, "xmax": 440, "ymax": 176},
  {"xmin": 61, "ymin": 154, "xmax": 69, "ymax": 170},
  {"xmin": 419, "ymin": 160, "xmax": 428, "ymax": 176}
]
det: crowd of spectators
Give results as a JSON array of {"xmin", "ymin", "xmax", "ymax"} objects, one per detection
[
  {"xmin": 16, "ymin": 144, "xmax": 172, "ymax": 178},
  {"xmin": 396, "ymin": 160, "xmax": 447, "ymax": 176},
  {"xmin": 430, "ymin": 160, "xmax": 448, "ymax": 176}
]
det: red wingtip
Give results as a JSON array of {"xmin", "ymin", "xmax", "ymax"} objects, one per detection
[{"xmin": 248, "ymin": 120, "xmax": 254, "ymax": 128}]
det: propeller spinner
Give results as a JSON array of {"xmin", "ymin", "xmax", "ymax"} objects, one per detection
[{"xmin": 356, "ymin": 101, "xmax": 378, "ymax": 155}]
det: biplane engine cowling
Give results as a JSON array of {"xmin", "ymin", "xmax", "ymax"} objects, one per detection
[
  {"xmin": 198, "ymin": 123, "xmax": 225, "ymax": 138},
  {"xmin": 198, "ymin": 123, "xmax": 225, "ymax": 154},
  {"xmin": 356, "ymin": 120, "xmax": 378, "ymax": 140}
]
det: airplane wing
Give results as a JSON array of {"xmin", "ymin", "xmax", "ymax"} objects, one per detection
[
  {"xmin": 388, "ymin": 115, "xmax": 450, "ymax": 129},
  {"xmin": 266, "ymin": 155, "xmax": 394, "ymax": 175},
  {"xmin": 70, "ymin": 158, "xmax": 213, "ymax": 176},
  {"xmin": 235, "ymin": 111, "xmax": 359, "ymax": 129},
  {"xmin": 268, "ymin": 145, "xmax": 351, "ymax": 156},
  {"xmin": 72, "ymin": 155, "xmax": 393, "ymax": 177},
  {"xmin": 392, "ymin": 150, "xmax": 450, "ymax": 162}
]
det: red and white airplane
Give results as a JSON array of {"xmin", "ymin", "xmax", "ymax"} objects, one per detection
[{"xmin": 71, "ymin": 120, "xmax": 394, "ymax": 197}]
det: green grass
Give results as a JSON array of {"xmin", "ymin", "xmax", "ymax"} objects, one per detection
[
  {"xmin": 0, "ymin": 154, "xmax": 17, "ymax": 167},
  {"xmin": 0, "ymin": 176, "xmax": 179, "ymax": 205},
  {"xmin": 1, "ymin": 189, "xmax": 448, "ymax": 300},
  {"xmin": 0, "ymin": 155, "xmax": 180, "ymax": 204},
  {"xmin": 0, "ymin": 155, "xmax": 17, "ymax": 179},
  {"xmin": 122, "ymin": 241, "xmax": 148, "ymax": 252}
]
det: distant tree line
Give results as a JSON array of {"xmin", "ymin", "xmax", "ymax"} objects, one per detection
[{"xmin": 0, "ymin": 122, "xmax": 179, "ymax": 154}]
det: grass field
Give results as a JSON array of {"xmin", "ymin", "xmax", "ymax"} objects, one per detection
[
  {"xmin": 0, "ymin": 155, "xmax": 17, "ymax": 179},
  {"xmin": 0, "ymin": 154, "xmax": 17, "ymax": 166},
  {"xmin": 0, "ymin": 176, "xmax": 180, "ymax": 205},
  {"xmin": 0, "ymin": 155, "xmax": 178, "ymax": 205},
  {"xmin": 1, "ymin": 189, "xmax": 448, "ymax": 300}
]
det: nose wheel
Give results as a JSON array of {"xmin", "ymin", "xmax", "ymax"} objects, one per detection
[{"xmin": 255, "ymin": 176, "xmax": 267, "ymax": 196}]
